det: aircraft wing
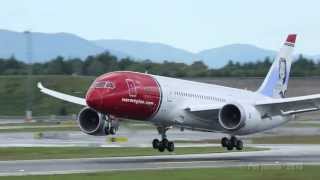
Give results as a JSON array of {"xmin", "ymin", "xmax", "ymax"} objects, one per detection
[
  {"xmin": 255, "ymin": 94, "xmax": 320, "ymax": 115},
  {"xmin": 185, "ymin": 104, "xmax": 222, "ymax": 120},
  {"xmin": 37, "ymin": 82, "xmax": 87, "ymax": 106}
]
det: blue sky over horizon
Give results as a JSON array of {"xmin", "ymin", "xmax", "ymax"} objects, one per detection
[{"xmin": 0, "ymin": 0, "xmax": 319, "ymax": 54}]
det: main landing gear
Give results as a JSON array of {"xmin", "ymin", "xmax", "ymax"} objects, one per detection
[
  {"xmin": 221, "ymin": 136, "xmax": 243, "ymax": 151},
  {"xmin": 152, "ymin": 127, "xmax": 175, "ymax": 152}
]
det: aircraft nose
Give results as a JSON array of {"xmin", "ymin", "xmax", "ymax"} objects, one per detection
[{"xmin": 85, "ymin": 88, "xmax": 103, "ymax": 110}]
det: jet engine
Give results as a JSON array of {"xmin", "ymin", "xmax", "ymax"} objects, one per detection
[
  {"xmin": 218, "ymin": 103, "xmax": 247, "ymax": 131},
  {"xmin": 218, "ymin": 103, "xmax": 262, "ymax": 133},
  {"xmin": 77, "ymin": 107, "xmax": 108, "ymax": 136}
]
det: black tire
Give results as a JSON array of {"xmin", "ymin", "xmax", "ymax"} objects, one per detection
[
  {"xmin": 226, "ymin": 143, "xmax": 234, "ymax": 151},
  {"xmin": 162, "ymin": 138, "xmax": 169, "ymax": 148},
  {"xmin": 104, "ymin": 127, "xmax": 110, "ymax": 135},
  {"xmin": 230, "ymin": 136, "xmax": 237, "ymax": 147},
  {"xmin": 110, "ymin": 127, "xmax": 116, "ymax": 135},
  {"xmin": 235, "ymin": 140, "xmax": 243, "ymax": 150},
  {"xmin": 221, "ymin": 137, "xmax": 229, "ymax": 147},
  {"xmin": 158, "ymin": 143, "xmax": 165, "ymax": 152},
  {"xmin": 152, "ymin": 139, "xmax": 160, "ymax": 149},
  {"xmin": 167, "ymin": 141, "xmax": 174, "ymax": 152}
]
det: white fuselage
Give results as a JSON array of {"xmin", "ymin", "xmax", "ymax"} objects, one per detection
[{"xmin": 150, "ymin": 75, "xmax": 293, "ymax": 135}]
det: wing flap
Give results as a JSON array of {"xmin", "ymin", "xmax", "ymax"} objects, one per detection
[
  {"xmin": 256, "ymin": 94, "xmax": 320, "ymax": 105},
  {"xmin": 38, "ymin": 82, "xmax": 87, "ymax": 106},
  {"xmin": 280, "ymin": 107, "xmax": 320, "ymax": 115}
]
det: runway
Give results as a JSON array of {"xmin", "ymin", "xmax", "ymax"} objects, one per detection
[
  {"xmin": 0, "ymin": 122, "xmax": 320, "ymax": 176},
  {"xmin": 1, "ymin": 121, "xmax": 320, "ymax": 148},
  {"xmin": 1, "ymin": 144, "xmax": 320, "ymax": 176}
]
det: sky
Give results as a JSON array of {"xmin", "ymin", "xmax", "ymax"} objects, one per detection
[{"xmin": 0, "ymin": 0, "xmax": 320, "ymax": 54}]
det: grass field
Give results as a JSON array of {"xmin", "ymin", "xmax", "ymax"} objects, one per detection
[
  {"xmin": 0, "ymin": 121, "xmax": 63, "ymax": 126},
  {"xmin": 2, "ymin": 166, "xmax": 319, "ymax": 180},
  {"xmin": 0, "ymin": 146, "xmax": 264, "ymax": 161},
  {"xmin": 0, "ymin": 126, "xmax": 79, "ymax": 133},
  {"xmin": 0, "ymin": 121, "xmax": 153, "ymax": 133},
  {"xmin": 0, "ymin": 75, "xmax": 94, "ymax": 116},
  {"xmin": 0, "ymin": 121, "xmax": 79, "ymax": 133}
]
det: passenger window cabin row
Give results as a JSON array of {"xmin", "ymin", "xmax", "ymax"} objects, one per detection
[{"xmin": 173, "ymin": 91, "xmax": 225, "ymax": 102}]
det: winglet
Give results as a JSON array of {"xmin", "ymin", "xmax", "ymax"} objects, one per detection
[{"xmin": 37, "ymin": 82, "xmax": 44, "ymax": 90}]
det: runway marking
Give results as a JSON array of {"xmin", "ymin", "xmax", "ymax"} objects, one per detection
[{"xmin": 148, "ymin": 160, "xmax": 238, "ymax": 165}]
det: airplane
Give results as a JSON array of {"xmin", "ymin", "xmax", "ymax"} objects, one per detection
[{"xmin": 38, "ymin": 34, "xmax": 319, "ymax": 152}]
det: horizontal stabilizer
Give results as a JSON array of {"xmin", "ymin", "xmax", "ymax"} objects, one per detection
[{"xmin": 255, "ymin": 93, "xmax": 320, "ymax": 115}]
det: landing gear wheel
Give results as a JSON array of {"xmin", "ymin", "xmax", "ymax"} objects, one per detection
[
  {"xmin": 230, "ymin": 136, "xmax": 237, "ymax": 147},
  {"xmin": 221, "ymin": 137, "xmax": 229, "ymax": 147},
  {"xmin": 103, "ymin": 115, "xmax": 119, "ymax": 136},
  {"xmin": 221, "ymin": 136, "xmax": 243, "ymax": 151},
  {"xmin": 226, "ymin": 142, "xmax": 234, "ymax": 151},
  {"xmin": 158, "ymin": 143, "xmax": 165, "ymax": 152},
  {"xmin": 235, "ymin": 140, "xmax": 243, "ymax": 150},
  {"xmin": 110, "ymin": 127, "xmax": 116, "ymax": 135},
  {"xmin": 154, "ymin": 126, "xmax": 175, "ymax": 152},
  {"xmin": 167, "ymin": 141, "xmax": 175, "ymax": 152},
  {"xmin": 104, "ymin": 127, "xmax": 110, "ymax": 135},
  {"xmin": 152, "ymin": 139, "xmax": 160, "ymax": 149},
  {"xmin": 162, "ymin": 138, "xmax": 169, "ymax": 147}
]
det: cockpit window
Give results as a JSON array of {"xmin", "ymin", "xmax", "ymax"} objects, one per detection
[
  {"xmin": 105, "ymin": 81, "xmax": 115, "ymax": 89},
  {"xmin": 94, "ymin": 81, "xmax": 106, "ymax": 88},
  {"xmin": 94, "ymin": 81, "xmax": 115, "ymax": 89}
]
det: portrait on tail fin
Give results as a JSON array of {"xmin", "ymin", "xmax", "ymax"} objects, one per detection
[
  {"xmin": 273, "ymin": 58, "xmax": 287, "ymax": 98},
  {"xmin": 257, "ymin": 34, "xmax": 295, "ymax": 99}
]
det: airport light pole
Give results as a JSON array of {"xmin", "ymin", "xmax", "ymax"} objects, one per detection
[{"xmin": 24, "ymin": 30, "xmax": 33, "ymax": 122}]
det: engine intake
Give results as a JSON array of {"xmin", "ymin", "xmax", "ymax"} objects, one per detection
[
  {"xmin": 77, "ymin": 107, "xmax": 107, "ymax": 135},
  {"xmin": 219, "ymin": 103, "xmax": 246, "ymax": 131}
]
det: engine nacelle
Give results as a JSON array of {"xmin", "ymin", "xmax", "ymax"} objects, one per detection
[
  {"xmin": 218, "ymin": 103, "xmax": 246, "ymax": 131},
  {"xmin": 218, "ymin": 102, "xmax": 263, "ymax": 134},
  {"xmin": 77, "ymin": 107, "xmax": 108, "ymax": 136}
]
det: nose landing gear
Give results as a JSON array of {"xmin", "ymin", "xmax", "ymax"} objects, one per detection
[
  {"xmin": 221, "ymin": 136, "xmax": 243, "ymax": 151},
  {"xmin": 104, "ymin": 115, "xmax": 119, "ymax": 135},
  {"xmin": 104, "ymin": 125, "xmax": 117, "ymax": 135},
  {"xmin": 152, "ymin": 127, "xmax": 175, "ymax": 152}
]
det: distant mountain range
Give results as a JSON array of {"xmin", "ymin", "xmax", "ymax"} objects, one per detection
[
  {"xmin": 94, "ymin": 40, "xmax": 278, "ymax": 67},
  {"xmin": 0, "ymin": 29, "xmax": 128, "ymax": 61},
  {"xmin": 94, "ymin": 39, "xmax": 196, "ymax": 64},
  {"xmin": 197, "ymin": 44, "xmax": 277, "ymax": 67},
  {"xmin": 0, "ymin": 29, "xmax": 318, "ymax": 68}
]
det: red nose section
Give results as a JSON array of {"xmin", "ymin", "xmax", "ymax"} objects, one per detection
[
  {"xmin": 85, "ymin": 71, "xmax": 161, "ymax": 120},
  {"xmin": 86, "ymin": 87, "xmax": 103, "ymax": 110}
]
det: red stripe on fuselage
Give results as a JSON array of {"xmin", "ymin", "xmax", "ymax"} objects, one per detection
[{"xmin": 86, "ymin": 71, "xmax": 161, "ymax": 120}]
